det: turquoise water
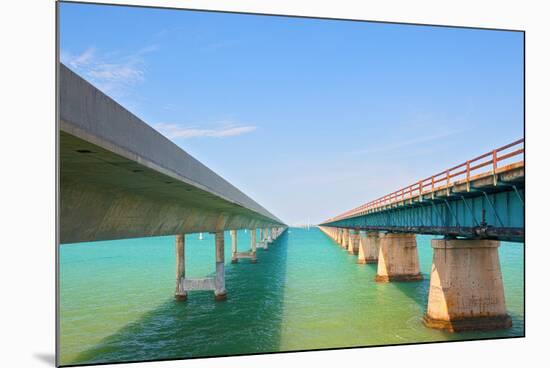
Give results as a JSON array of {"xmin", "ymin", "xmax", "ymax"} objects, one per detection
[{"xmin": 59, "ymin": 228, "xmax": 524, "ymax": 366}]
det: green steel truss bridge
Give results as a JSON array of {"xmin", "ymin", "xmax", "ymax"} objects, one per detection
[{"xmin": 320, "ymin": 139, "xmax": 524, "ymax": 242}]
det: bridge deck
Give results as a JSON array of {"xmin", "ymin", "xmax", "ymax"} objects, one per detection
[
  {"xmin": 321, "ymin": 140, "xmax": 524, "ymax": 242},
  {"xmin": 59, "ymin": 64, "xmax": 284, "ymax": 243}
]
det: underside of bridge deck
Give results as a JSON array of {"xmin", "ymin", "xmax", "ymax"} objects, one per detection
[{"xmin": 59, "ymin": 64, "xmax": 284, "ymax": 243}]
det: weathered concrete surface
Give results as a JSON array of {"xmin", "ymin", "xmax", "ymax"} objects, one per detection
[
  {"xmin": 347, "ymin": 229, "xmax": 359, "ymax": 255},
  {"xmin": 375, "ymin": 233, "xmax": 422, "ymax": 282},
  {"xmin": 174, "ymin": 234, "xmax": 187, "ymax": 301},
  {"xmin": 231, "ymin": 229, "xmax": 256, "ymax": 263},
  {"xmin": 342, "ymin": 228, "xmax": 349, "ymax": 249},
  {"xmin": 249, "ymin": 228, "xmax": 257, "ymax": 263},
  {"xmin": 214, "ymin": 231, "xmax": 226, "ymax": 301},
  {"xmin": 175, "ymin": 232, "xmax": 226, "ymax": 301},
  {"xmin": 318, "ymin": 226, "xmax": 337, "ymax": 244},
  {"xmin": 424, "ymin": 239, "xmax": 511, "ymax": 331},
  {"xmin": 357, "ymin": 231, "xmax": 379, "ymax": 264},
  {"xmin": 60, "ymin": 64, "xmax": 284, "ymax": 243}
]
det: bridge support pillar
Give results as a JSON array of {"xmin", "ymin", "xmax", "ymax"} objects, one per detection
[
  {"xmin": 176, "ymin": 232, "xmax": 227, "ymax": 301},
  {"xmin": 250, "ymin": 228, "xmax": 257, "ymax": 263},
  {"xmin": 342, "ymin": 229, "xmax": 349, "ymax": 249},
  {"xmin": 230, "ymin": 229, "xmax": 257, "ymax": 263},
  {"xmin": 257, "ymin": 228, "xmax": 268, "ymax": 250},
  {"xmin": 375, "ymin": 233, "xmax": 422, "ymax": 282},
  {"xmin": 424, "ymin": 239, "xmax": 511, "ymax": 331},
  {"xmin": 175, "ymin": 234, "xmax": 187, "ymax": 301},
  {"xmin": 266, "ymin": 228, "xmax": 272, "ymax": 243},
  {"xmin": 358, "ymin": 231, "xmax": 379, "ymax": 264},
  {"xmin": 348, "ymin": 229, "xmax": 359, "ymax": 255},
  {"xmin": 214, "ymin": 231, "xmax": 227, "ymax": 301},
  {"xmin": 336, "ymin": 228, "xmax": 342, "ymax": 245},
  {"xmin": 231, "ymin": 230, "xmax": 238, "ymax": 263}
]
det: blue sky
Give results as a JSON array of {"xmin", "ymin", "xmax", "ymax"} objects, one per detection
[{"xmin": 60, "ymin": 3, "xmax": 524, "ymax": 225}]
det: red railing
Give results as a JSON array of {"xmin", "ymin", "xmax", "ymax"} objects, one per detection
[{"xmin": 324, "ymin": 138, "xmax": 524, "ymax": 223}]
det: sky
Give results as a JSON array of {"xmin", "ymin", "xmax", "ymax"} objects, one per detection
[{"xmin": 59, "ymin": 2, "xmax": 524, "ymax": 226}]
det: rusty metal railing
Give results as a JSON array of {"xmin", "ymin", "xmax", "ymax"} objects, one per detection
[{"xmin": 324, "ymin": 138, "xmax": 524, "ymax": 223}]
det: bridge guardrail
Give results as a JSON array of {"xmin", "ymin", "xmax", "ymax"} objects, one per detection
[{"xmin": 325, "ymin": 138, "xmax": 524, "ymax": 223}]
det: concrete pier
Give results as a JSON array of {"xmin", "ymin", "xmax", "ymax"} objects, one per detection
[
  {"xmin": 357, "ymin": 231, "xmax": 379, "ymax": 264},
  {"xmin": 175, "ymin": 231, "xmax": 227, "ymax": 301},
  {"xmin": 262, "ymin": 228, "xmax": 268, "ymax": 247},
  {"xmin": 319, "ymin": 226, "xmax": 339, "ymax": 245},
  {"xmin": 347, "ymin": 229, "xmax": 359, "ymax": 255},
  {"xmin": 214, "ymin": 231, "xmax": 227, "ymax": 301},
  {"xmin": 266, "ymin": 228, "xmax": 273, "ymax": 243},
  {"xmin": 174, "ymin": 234, "xmax": 187, "ymax": 301},
  {"xmin": 250, "ymin": 228, "xmax": 257, "ymax": 263},
  {"xmin": 342, "ymin": 228, "xmax": 349, "ymax": 249},
  {"xmin": 423, "ymin": 239, "xmax": 512, "ymax": 331},
  {"xmin": 256, "ymin": 228, "xmax": 268, "ymax": 250},
  {"xmin": 231, "ymin": 230, "xmax": 238, "ymax": 263},
  {"xmin": 271, "ymin": 227, "xmax": 282, "ymax": 241},
  {"xmin": 375, "ymin": 233, "xmax": 422, "ymax": 282}
]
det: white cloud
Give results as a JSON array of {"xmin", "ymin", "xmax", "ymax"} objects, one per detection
[
  {"xmin": 154, "ymin": 123, "xmax": 257, "ymax": 139},
  {"xmin": 60, "ymin": 45, "xmax": 156, "ymax": 95}
]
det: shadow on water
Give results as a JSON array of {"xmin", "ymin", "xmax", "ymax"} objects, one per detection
[{"xmin": 69, "ymin": 232, "xmax": 290, "ymax": 366}]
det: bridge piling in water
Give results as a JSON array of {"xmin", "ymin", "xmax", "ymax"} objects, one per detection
[
  {"xmin": 357, "ymin": 231, "xmax": 379, "ymax": 264},
  {"xmin": 266, "ymin": 228, "xmax": 273, "ymax": 243},
  {"xmin": 375, "ymin": 233, "xmax": 422, "ymax": 282},
  {"xmin": 258, "ymin": 228, "xmax": 268, "ymax": 250},
  {"xmin": 174, "ymin": 234, "xmax": 187, "ymax": 301},
  {"xmin": 174, "ymin": 232, "xmax": 227, "ymax": 301},
  {"xmin": 348, "ymin": 229, "xmax": 359, "ymax": 255},
  {"xmin": 250, "ymin": 228, "xmax": 257, "ymax": 263},
  {"xmin": 423, "ymin": 239, "xmax": 512, "ymax": 331},
  {"xmin": 257, "ymin": 228, "xmax": 265, "ymax": 250},
  {"xmin": 342, "ymin": 229, "xmax": 349, "ymax": 249},
  {"xmin": 231, "ymin": 229, "xmax": 257, "ymax": 263},
  {"xmin": 214, "ymin": 231, "xmax": 227, "ymax": 301}
]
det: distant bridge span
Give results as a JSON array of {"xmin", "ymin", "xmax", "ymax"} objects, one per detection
[{"xmin": 320, "ymin": 139, "xmax": 524, "ymax": 242}]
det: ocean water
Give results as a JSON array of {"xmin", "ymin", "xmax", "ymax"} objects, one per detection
[{"xmin": 59, "ymin": 228, "xmax": 524, "ymax": 366}]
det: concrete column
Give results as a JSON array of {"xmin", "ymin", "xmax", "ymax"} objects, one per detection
[
  {"xmin": 214, "ymin": 231, "xmax": 227, "ymax": 301},
  {"xmin": 375, "ymin": 233, "xmax": 422, "ymax": 282},
  {"xmin": 342, "ymin": 229, "xmax": 349, "ymax": 249},
  {"xmin": 175, "ymin": 234, "xmax": 187, "ymax": 301},
  {"xmin": 357, "ymin": 231, "xmax": 380, "ymax": 264},
  {"xmin": 337, "ymin": 228, "xmax": 342, "ymax": 245},
  {"xmin": 230, "ymin": 230, "xmax": 238, "ymax": 264},
  {"xmin": 250, "ymin": 228, "xmax": 257, "ymax": 263},
  {"xmin": 423, "ymin": 239, "xmax": 512, "ymax": 332},
  {"xmin": 348, "ymin": 229, "xmax": 359, "ymax": 255},
  {"xmin": 267, "ymin": 228, "xmax": 272, "ymax": 243}
]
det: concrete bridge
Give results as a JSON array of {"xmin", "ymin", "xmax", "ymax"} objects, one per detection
[
  {"xmin": 319, "ymin": 139, "xmax": 524, "ymax": 332},
  {"xmin": 59, "ymin": 64, "xmax": 287, "ymax": 301}
]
